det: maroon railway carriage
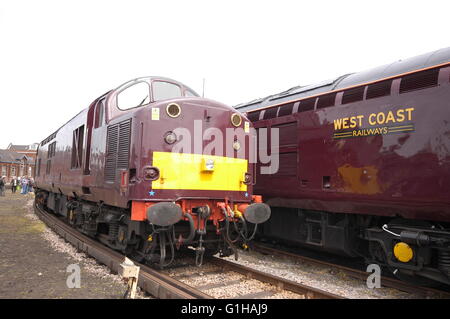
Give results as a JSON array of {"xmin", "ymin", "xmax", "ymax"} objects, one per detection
[
  {"xmin": 235, "ymin": 48, "xmax": 450, "ymax": 285},
  {"xmin": 34, "ymin": 76, "xmax": 270, "ymax": 266}
]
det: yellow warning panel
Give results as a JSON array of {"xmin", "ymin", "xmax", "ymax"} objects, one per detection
[{"xmin": 151, "ymin": 151, "xmax": 248, "ymax": 191}]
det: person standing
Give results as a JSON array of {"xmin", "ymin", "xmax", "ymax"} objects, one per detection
[
  {"xmin": 21, "ymin": 176, "xmax": 28, "ymax": 194},
  {"xmin": 28, "ymin": 177, "xmax": 34, "ymax": 193},
  {"xmin": 0, "ymin": 176, "xmax": 5, "ymax": 197},
  {"xmin": 17, "ymin": 176, "xmax": 21, "ymax": 193},
  {"xmin": 11, "ymin": 177, "xmax": 17, "ymax": 194}
]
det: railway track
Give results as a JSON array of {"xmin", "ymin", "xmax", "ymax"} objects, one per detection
[
  {"xmin": 33, "ymin": 202, "xmax": 342, "ymax": 299},
  {"xmin": 250, "ymin": 242, "xmax": 450, "ymax": 299}
]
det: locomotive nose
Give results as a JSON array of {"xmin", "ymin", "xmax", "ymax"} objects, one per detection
[{"xmin": 243, "ymin": 203, "xmax": 271, "ymax": 224}]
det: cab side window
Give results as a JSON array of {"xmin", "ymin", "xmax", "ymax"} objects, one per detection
[
  {"xmin": 152, "ymin": 81, "xmax": 182, "ymax": 101},
  {"xmin": 94, "ymin": 99, "xmax": 104, "ymax": 128},
  {"xmin": 117, "ymin": 82, "xmax": 150, "ymax": 110}
]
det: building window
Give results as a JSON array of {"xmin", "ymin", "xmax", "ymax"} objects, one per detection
[
  {"xmin": 1, "ymin": 166, "xmax": 6, "ymax": 177},
  {"xmin": 71, "ymin": 125, "xmax": 84, "ymax": 169},
  {"xmin": 11, "ymin": 166, "xmax": 16, "ymax": 177}
]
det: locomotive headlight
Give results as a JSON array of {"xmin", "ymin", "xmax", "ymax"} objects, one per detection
[
  {"xmin": 166, "ymin": 103, "xmax": 181, "ymax": 118},
  {"xmin": 243, "ymin": 172, "xmax": 251, "ymax": 185},
  {"xmin": 231, "ymin": 113, "xmax": 242, "ymax": 127},
  {"xmin": 232, "ymin": 140, "xmax": 241, "ymax": 151},
  {"xmin": 164, "ymin": 131, "xmax": 177, "ymax": 144},
  {"xmin": 143, "ymin": 166, "xmax": 160, "ymax": 181}
]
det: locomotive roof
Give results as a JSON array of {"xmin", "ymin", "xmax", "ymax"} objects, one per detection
[{"xmin": 235, "ymin": 47, "xmax": 450, "ymax": 113}]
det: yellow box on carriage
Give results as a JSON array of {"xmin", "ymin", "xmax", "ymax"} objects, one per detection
[{"xmin": 151, "ymin": 151, "xmax": 248, "ymax": 191}]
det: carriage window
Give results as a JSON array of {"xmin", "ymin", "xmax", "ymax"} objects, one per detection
[
  {"xmin": 117, "ymin": 82, "xmax": 150, "ymax": 110},
  {"xmin": 152, "ymin": 81, "xmax": 182, "ymax": 101},
  {"xmin": 71, "ymin": 125, "xmax": 84, "ymax": 169}
]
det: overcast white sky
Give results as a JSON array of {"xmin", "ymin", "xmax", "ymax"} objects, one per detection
[{"xmin": 0, "ymin": 0, "xmax": 449, "ymax": 148}]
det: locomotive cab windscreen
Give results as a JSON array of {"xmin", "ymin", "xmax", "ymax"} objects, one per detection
[{"xmin": 116, "ymin": 78, "xmax": 199, "ymax": 110}]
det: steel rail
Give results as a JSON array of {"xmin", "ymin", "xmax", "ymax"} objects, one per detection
[
  {"xmin": 208, "ymin": 256, "xmax": 344, "ymax": 299},
  {"xmin": 250, "ymin": 242, "xmax": 450, "ymax": 299},
  {"xmin": 34, "ymin": 202, "xmax": 345, "ymax": 299},
  {"xmin": 34, "ymin": 203, "xmax": 211, "ymax": 299}
]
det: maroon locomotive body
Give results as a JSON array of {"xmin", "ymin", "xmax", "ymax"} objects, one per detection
[
  {"xmin": 236, "ymin": 48, "xmax": 450, "ymax": 285},
  {"xmin": 35, "ymin": 76, "xmax": 270, "ymax": 266}
]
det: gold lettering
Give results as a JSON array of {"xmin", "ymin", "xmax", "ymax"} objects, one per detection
[
  {"xmin": 405, "ymin": 107, "xmax": 414, "ymax": 121},
  {"xmin": 342, "ymin": 118, "xmax": 349, "ymax": 129},
  {"xmin": 369, "ymin": 113, "xmax": 377, "ymax": 125},
  {"xmin": 334, "ymin": 118, "xmax": 343, "ymax": 130},
  {"xmin": 350, "ymin": 117, "xmax": 357, "ymax": 128},
  {"xmin": 357, "ymin": 115, "xmax": 364, "ymax": 127},
  {"xmin": 376, "ymin": 112, "xmax": 385, "ymax": 125},
  {"xmin": 396, "ymin": 109, "xmax": 405, "ymax": 122},
  {"xmin": 385, "ymin": 111, "xmax": 396, "ymax": 124}
]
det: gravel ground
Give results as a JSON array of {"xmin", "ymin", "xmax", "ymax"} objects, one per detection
[
  {"xmin": 0, "ymin": 191, "xmax": 150, "ymax": 299},
  {"xmin": 165, "ymin": 263, "xmax": 302, "ymax": 299},
  {"xmin": 222, "ymin": 248, "xmax": 440, "ymax": 299}
]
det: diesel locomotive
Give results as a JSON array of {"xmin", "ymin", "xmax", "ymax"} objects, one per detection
[
  {"xmin": 34, "ymin": 76, "xmax": 270, "ymax": 267},
  {"xmin": 236, "ymin": 48, "xmax": 450, "ymax": 285}
]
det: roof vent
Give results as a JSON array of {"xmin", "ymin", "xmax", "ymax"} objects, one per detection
[{"xmin": 400, "ymin": 68, "xmax": 439, "ymax": 94}]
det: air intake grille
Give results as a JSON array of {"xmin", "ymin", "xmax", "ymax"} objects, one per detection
[
  {"xmin": 278, "ymin": 103, "xmax": 294, "ymax": 117},
  {"xmin": 105, "ymin": 119, "xmax": 131, "ymax": 182},
  {"xmin": 263, "ymin": 107, "xmax": 278, "ymax": 119},
  {"xmin": 317, "ymin": 93, "xmax": 336, "ymax": 109},
  {"xmin": 342, "ymin": 86, "xmax": 365, "ymax": 104},
  {"xmin": 366, "ymin": 80, "xmax": 392, "ymax": 99},
  {"xmin": 117, "ymin": 120, "xmax": 131, "ymax": 169},
  {"xmin": 400, "ymin": 68, "xmax": 439, "ymax": 94},
  {"xmin": 247, "ymin": 111, "xmax": 261, "ymax": 122},
  {"xmin": 298, "ymin": 98, "xmax": 316, "ymax": 112}
]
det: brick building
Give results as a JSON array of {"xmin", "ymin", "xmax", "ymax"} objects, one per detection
[
  {"xmin": 0, "ymin": 143, "xmax": 38, "ymax": 182},
  {"xmin": 7, "ymin": 143, "xmax": 39, "ymax": 162}
]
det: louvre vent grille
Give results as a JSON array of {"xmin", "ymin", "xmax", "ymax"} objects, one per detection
[
  {"xmin": 298, "ymin": 98, "xmax": 316, "ymax": 112},
  {"xmin": 366, "ymin": 80, "xmax": 392, "ymax": 99},
  {"xmin": 264, "ymin": 107, "xmax": 278, "ymax": 119},
  {"xmin": 400, "ymin": 68, "xmax": 439, "ymax": 94},
  {"xmin": 278, "ymin": 103, "xmax": 294, "ymax": 117},
  {"xmin": 247, "ymin": 111, "xmax": 260, "ymax": 122},
  {"xmin": 342, "ymin": 86, "xmax": 365, "ymax": 104},
  {"xmin": 317, "ymin": 93, "xmax": 336, "ymax": 109},
  {"xmin": 105, "ymin": 119, "xmax": 132, "ymax": 182},
  {"xmin": 117, "ymin": 120, "xmax": 131, "ymax": 169},
  {"xmin": 105, "ymin": 124, "xmax": 119, "ymax": 182}
]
